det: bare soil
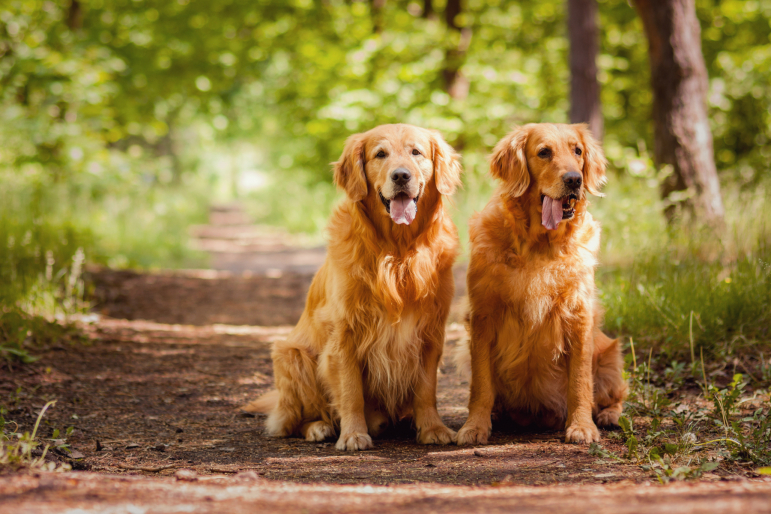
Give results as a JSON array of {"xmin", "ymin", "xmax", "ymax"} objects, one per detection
[
  {"xmin": 4, "ymin": 316, "xmax": 648, "ymax": 487},
  {"xmin": 2, "ymin": 299, "xmax": 770, "ymax": 511}
]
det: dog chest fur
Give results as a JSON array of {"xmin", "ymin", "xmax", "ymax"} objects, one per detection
[
  {"xmin": 478, "ymin": 214, "xmax": 602, "ymax": 418},
  {"xmin": 311, "ymin": 264, "xmax": 437, "ymax": 419},
  {"xmin": 358, "ymin": 309, "xmax": 427, "ymax": 416}
]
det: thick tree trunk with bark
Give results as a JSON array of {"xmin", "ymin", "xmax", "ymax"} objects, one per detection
[
  {"xmin": 568, "ymin": 0, "xmax": 603, "ymax": 140},
  {"xmin": 67, "ymin": 1, "xmax": 83, "ymax": 30},
  {"xmin": 423, "ymin": 0, "xmax": 434, "ymax": 19},
  {"xmin": 632, "ymin": 0, "xmax": 725, "ymax": 225},
  {"xmin": 442, "ymin": 0, "xmax": 471, "ymax": 100}
]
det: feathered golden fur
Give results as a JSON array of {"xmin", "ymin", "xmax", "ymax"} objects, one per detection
[
  {"xmin": 455, "ymin": 123, "xmax": 627, "ymax": 445},
  {"xmin": 244, "ymin": 124, "xmax": 462, "ymax": 451}
]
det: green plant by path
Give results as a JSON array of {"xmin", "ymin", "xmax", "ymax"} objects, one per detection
[
  {"xmin": 0, "ymin": 400, "xmax": 72, "ymax": 473},
  {"xmin": 594, "ymin": 346, "xmax": 771, "ymax": 482}
]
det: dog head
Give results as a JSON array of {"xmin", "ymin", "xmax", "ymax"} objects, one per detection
[
  {"xmin": 490, "ymin": 123, "xmax": 606, "ymax": 230},
  {"xmin": 333, "ymin": 124, "xmax": 461, "ymax": 225}
]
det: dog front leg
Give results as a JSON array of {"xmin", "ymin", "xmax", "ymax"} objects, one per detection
[
  {"xmin": 413, "ymin": 332, "xmax": 456, "ymax": 445},
  {"xmin": 456, "ymin": 313, "xmax": 497, "ymax": 445},
  {"xmin": 325, "ymin": 328, "xmax": 373, "ymax": 451},
  {"xmin": 565, "ymin": 315, "xmax": 600, "ymax": 444}
]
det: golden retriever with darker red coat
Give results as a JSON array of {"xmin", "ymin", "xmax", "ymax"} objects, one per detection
[
  {"xmin": 245, "ymin": 124, "xmax": 462, "ymax": 451},
  {"xmin": 455, "ymin": 123, "xmax": 627, "ymax": 445}
]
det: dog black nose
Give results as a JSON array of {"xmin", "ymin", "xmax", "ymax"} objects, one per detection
[
  {"xmin": 563, "ymin": 171, "xmax": 582, "ymax": 189},
  {"xmin": 391, "ymin": 168, "xmax": 412, "ymax": 185}
]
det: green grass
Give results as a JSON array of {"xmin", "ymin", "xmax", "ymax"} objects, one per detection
[
  {"xmin": 0, "ymin": 400, "xmax": 73, "ymax": 473},
  {"xmin": 600, "ymin": 248, "xmax": 771, "ymax": 362},
  {"xmin": 0, "ymin": 168, "xmax": 211, "ymax": 362},
  {"xmin": 596, "ymin": 177, "xmax": 771, "ymax": 366}
]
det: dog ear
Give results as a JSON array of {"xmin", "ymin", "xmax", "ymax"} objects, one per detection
[
  {"xmin": 490, "ymin": 126, "xmax": 530, "ymax": 197},
  {"xmin": 333, "ymin": 133, "xmax": 368, "ymax": 202},
  {"xmin": 576, "ymin": 124, "xmax": 607, "ymax": 197},
  {"xmin": 429, "ymin": 130, "xmax": 462, "ymax": 196}
]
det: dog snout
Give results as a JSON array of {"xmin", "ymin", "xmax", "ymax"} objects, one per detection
[
  {"xmin": 390, "ymin": 168, "xmax": 412, "ymax": 186},
  {"xmin": 563, "ymin": 171, "xmax": 582, "ymax": 190}
]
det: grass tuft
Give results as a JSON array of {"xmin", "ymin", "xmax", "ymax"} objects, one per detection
[{"xmin": 0, "ymin": 400, "xmax": 72, "ymax": 473}]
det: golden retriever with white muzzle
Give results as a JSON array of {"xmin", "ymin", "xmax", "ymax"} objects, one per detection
[
  {"xmin": 245, "ymin": 124, "xmax": 462, "ymax": 451},
  {"xmin": 455, "ymin": 123, "xmax": 627, "ymax": 445}
]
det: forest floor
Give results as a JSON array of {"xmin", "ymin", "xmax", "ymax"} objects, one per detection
[{"xmin": 1, "ymin": 208, "xmax": 770, "ymax": 513}]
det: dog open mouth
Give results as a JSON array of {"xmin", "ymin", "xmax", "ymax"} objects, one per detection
[
  {"xmin": 541, "ymin": 193, "xmax": 578, "ymax": 230},
  {"xmin": 380, "ymin": 191, "xmax": 418, "ymax": 225}
]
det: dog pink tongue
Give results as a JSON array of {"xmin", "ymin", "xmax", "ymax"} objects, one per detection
[
  {"xmin": 541, "ymin": 196, "xmax": 564, "ymax": 230},
  {"xmin": 390, "ymin": 195, "xmax": 417, "ymax": 225}
]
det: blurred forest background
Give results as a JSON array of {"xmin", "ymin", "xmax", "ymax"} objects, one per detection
[{"xmin": 1, "ymin": 0, "xmax": 770, "ymax": 366}]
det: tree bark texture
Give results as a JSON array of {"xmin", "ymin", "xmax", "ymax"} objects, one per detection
[
  {"xmin": 632, "ymin": 0, "xmax": 725, "ymax": 224},
  {"xmin": 67, "ymin": 1, "xmax": 83, "ymax": 30},
  {"xmin": 443, "ymin": 0, "xmax": 471, "ymax": 100},
  {"xmin": 568, "ymin": 0, "xmax": 603, "ymax": 140}
]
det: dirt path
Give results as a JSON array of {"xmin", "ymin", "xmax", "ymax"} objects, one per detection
[
  {"xmin": 2, "ymin": 316, "xmax": 770, "ymax": 512},
  {"xmin": 2, "ymin": 207, "xmax": 770, "ymax": 511},
  {"xmin": 3, "ymin": 319, "xmax": 646, "ymax": 485},
  {"xmin": 3, "ymin": 472, "xmax": 771, "ymax": 514}
]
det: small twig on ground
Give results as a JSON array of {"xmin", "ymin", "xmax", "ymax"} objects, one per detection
[
  {"xmin": 513, "ymin": 460, "xmax": 561, "ymax": 471},
  {"xmin": 205, "ymin": 466, "xmax": 239, "ymax": 474}
]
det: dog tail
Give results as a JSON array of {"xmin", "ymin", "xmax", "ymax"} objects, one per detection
[
  {"xmin": 247, "ymin": 342, "xmax": 331, "ymax": 437},
  {"xmin": 242, "ymin": 389, "xmax": 279, "ymax": 414}
]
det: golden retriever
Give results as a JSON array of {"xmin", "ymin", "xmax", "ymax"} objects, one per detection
[
  {"xmin": 244, "ymin": 124, "xmax": 462, "ymax": 450},
  {"xmin": 455, "ymin": 123, "xmax": 627, "ymax": 445}
]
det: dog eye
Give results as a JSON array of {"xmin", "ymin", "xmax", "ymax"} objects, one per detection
[
  {"xmin": 412, "ymin": 149, "xmax": 421, "ymax": 156},
  {"xmin": 537, "ymin": 148, "xmax": 552, "ymax": 159},
  {"xmin": 575, "ymin": 147, "xmax": 583, "ymax": 156},
  {"xmin": 376, "ymin": 150, "xmax": 387, "ymax": 158}
]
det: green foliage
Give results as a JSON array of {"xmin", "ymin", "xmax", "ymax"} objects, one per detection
[
  {"xmin": 0, "ymin": 310, "xmax": 83, "ymax": 365},
  {"xmin": 615, "ymin": 346, "xmax": 771, "ymax": 482},
  {"xmin": 0, "ymin": 185, "xmax": 92, "ymax": 363},
  {"xmin": 4, "ymin": 0, "xmax": 770, "ymax": 200},
  {"xmin": 706, "ymin": 373, "xmax": 746, "ymax": 425},
  {"xmin": 599, "ymin": 213, "xmax": 771, "ymax": 363},
  {"xmin": 0, "ymin": 400, "xmax": 72, "ymax": 472},
  {"xmin": 618, "ymin": 415, "xmax": 639, "ymax": 460},
  {"xmin": 0, "ymin": 204, "xmax": 90, "ymax": 307},
  {"xmin": 648, "ymin": 458, "xmax": 719, "ymax": 484},
  {"xmin": 731, "ymin": 407, "xmax": 771, "ymax": 465}
]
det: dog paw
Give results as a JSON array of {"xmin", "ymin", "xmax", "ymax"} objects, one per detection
[
  {"xmin": 565, "ymin": 421, "xmax": 600, "ymax": 444},
  {"xmin": 455, "ymin": 422, "xmax": 490, "ymax": 446},
  {"xmin": 596, "ymin": 407, "xmax": 621, "ymax": 428},
  {"xmin": 417, "ymin": 425, "xmax": 456, "ymax": 445},
  {"xmin": 335, "ymin": 432, "xmax": 373, "ymax": 451},
  {"xmin": 304, "ymin": 421, "xmax": 335, "ymax": 442}
]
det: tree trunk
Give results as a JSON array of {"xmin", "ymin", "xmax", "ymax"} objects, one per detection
[
  {"xmin": 371, "ymin": 0, "xmax": 386, "ymax": 34},
  {"xmin": 632, "ymin": 0, "xmax": 725, "ymax": 225},
  {"xmin": 423, "ymin": 0, "xmax": 434, "ymax": 19},
  {"xmin": 442, "ymin": 0, "xmax": 471, "ymax": 100},
  {"xmin": 567, "ymin": 0, "xmax": 603, "ymax": 140},
  {"xmin": 67, "ymin": 1, "xmax": 83, "ymax": 30},
  {"xmin": 159, "ymin": 111, "xmax": 184, "ymax": 186}
]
